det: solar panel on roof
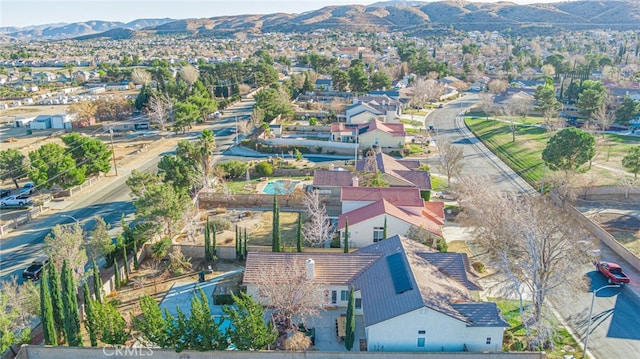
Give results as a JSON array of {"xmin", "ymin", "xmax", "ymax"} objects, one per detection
[{"xmin": 386, "ymin": 253, "xmax": 413, "ymax": 294}]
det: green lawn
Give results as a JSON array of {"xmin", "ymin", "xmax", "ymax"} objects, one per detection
[
  {"xmin": 464, "ymin": 117, "xmax": 640, "ymax": 187},
  {"xmin": 465, "ymin": 118, "xmax": 547, "ymax": 186}
]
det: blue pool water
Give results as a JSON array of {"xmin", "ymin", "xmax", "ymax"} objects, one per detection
[{"xmin": 262, "ymin": 180, "xmax": 300, "ymax": 194}]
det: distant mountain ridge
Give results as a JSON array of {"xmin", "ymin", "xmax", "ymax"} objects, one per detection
[
  {"xmin": 3, "ymin": 1, "xmax": 640, "ymax": 41},
  {"xmin": 0, "ymin": 18, "xmax": 175, "ymax": 39}
]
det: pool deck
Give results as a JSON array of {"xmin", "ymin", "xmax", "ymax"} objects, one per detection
[{"xmin": 257, "ymin": 179, "xmax": 308, "ymax": 195}]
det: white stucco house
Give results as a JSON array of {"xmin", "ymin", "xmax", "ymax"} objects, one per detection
[
  {"xmin": 243, "ymin": 235, "xmax": 507, "ymax": 353},
  {"xmin": 337, "ymin": 187, "xmax": 444, "ymax": 248}
]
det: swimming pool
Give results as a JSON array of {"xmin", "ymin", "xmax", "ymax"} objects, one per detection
[{"xmin": 262, "ymin": 180, "xmax": 300, "ymax": 195}]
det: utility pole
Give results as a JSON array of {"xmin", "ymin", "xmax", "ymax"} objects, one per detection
[{"xmin": 109, "ymin": 128, "xmax": 118, "ymax": 176}]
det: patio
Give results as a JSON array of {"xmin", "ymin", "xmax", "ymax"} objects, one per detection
[{"xmin": 297, "ymin": 308, "xmax": 367, "ymax": 352}]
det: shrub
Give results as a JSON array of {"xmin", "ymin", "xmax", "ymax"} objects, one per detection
[
  {"xmin": 309, "ymin": 117, "xmax": 318, "ymax": 125},
  {"xmin": 255, "ymin": 161, "xmax": 273, "ymax": 176},
  {"xmin": 209, "ymin": 216, "xmax": 232, "ymax": 232},
  {"xmin": 436, "ymin": 237, "xmax": 448, "ymax": 253},
  {"xmin": 315, "ymin": 146, "xmax": 323, "ymax": 153},
  {"xmin": 213, "ymin": 294, "xmax": 235, "ymax": 305},
  {"xmin": 216, "ymin": 160, "xmax": 249, "ymax": 179},
  {"xmin": 472, "ymin": 261, "xmax": 486, "ymax": 273}
]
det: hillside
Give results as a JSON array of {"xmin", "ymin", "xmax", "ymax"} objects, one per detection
[{"xmin": 3, "ymin": 0, "xmax": 640, "ymax": 41}]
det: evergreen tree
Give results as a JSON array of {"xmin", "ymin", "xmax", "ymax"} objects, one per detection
[
  {"xmin": 132, "ymin": 295, "xmax": 172, "ymax": 348},
  {"xmin": 211, "ymin": 223, "xmax": 217, "ymax": 257},
  {"xmin": 272, "ymin": 195, "xmax": 281, "ymax": 252},
  {"xmin": 122, "ymin": 243, "xmax": 129, "ymax": 283},
  {"xmin": 204, "ymin": 217, "xmax": 212, "ymax": 260},
  {"xmin": 48, "ymin": 264, "xmax": 65, "ymax": 341},
  {"xmin": 82, "ymin": 281, "xmax": 98, "ymax": 347},
  {"xmin": 383, "ymin": 217, "xmax": 388, "ymax": 240},
  {"xmin": 237, "ymin": 227, "xmax": 243, "ymax": 261},
  {"xmin": 235, "ymin": 225, "xmax": 240, "ymax": 259},
  {"xmin": 222, "ymin": 292, "xmax": 278, "ymax": 350},
  {"xmin": 40, "ymin": 269, "xmax": 57, "ymax": 346},
  {"xmin": 93, "ymin": 301, "xmax": 129, "ymax": 345},
  {"xmin": 243, "ymin": 228, "xmax": 248, "ymax": 259},
  {"xmin": 61, "ymin": 260, "xmax": 83, "ymax": 346},
  {"xmin": 344, "ymin": 217, "xmax": 350, "ymax": 253},
  {"xmin": 296, "ymin": 213, "xmax": 302, "ymax": 253},
  {"xmin": 91, "ymin": 258, "xmax": 103, "ymax": 304},
  {"xmin": 345, "ymin": 287, "xmax": 355, "ymax": 351},
  {"xmin": 132, "ymin": 238, "xmax": 139, "ymax": 270},
  {"xmin": 114, "ymin": 258, "xmax": 121, "ymax": 290}
]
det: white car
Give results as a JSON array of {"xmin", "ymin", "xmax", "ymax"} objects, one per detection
[{"xmin": 1, "ymin": 195, "xmax": 33, "ymax": 207}]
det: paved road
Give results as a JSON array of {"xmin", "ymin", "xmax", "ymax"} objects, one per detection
[
  {"xmin": 425, "ymin": 94, "xmax": 536, "ymax": 195},
  {"xmin": 431, "ymin": 94, "xmax": 639, "ymax": 358},
  {"xmin": 0, "ymin": 99, "xmax": 254, "ymax": 284}
]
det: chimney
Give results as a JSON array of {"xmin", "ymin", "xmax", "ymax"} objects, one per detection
[
  {"xmin": 352, "ymin": 176, "xmax": 359, "ymax": 187},
  {"xmin": 305, "ymin": 258, "xmax": 315, "ymax": 280},
  {"xmin": 329, "ymin": 163, "xmax": 335, "ymax": 171}
]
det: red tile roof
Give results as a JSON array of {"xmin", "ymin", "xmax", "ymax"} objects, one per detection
[
  {"xmin": 341, "ymin": 187, "xmax": 424, "ymax": 207},
  {"xmin": 337, "ymin": 199, "xmax": 443, "ymax": 237},
  {"xmin": 359, "ymin": 120, "xmax": 406, "ymax": 137}
]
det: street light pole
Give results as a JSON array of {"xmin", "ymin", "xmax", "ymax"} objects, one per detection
[{"xmin": 582, "ymin": 284, "xmax": 620, "ymax": 359}]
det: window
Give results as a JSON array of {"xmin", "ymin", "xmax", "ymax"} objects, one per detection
[
  {"xmin": 355, "ymin": 298, "xmax": 362, "ymax": 309},
  {"xmin": 417, "ymin": 338, "xmax": 425, "ymax": 347},
  {"xmin": 341, "ymin": 290, "xmax": 348, "ymax": 302},
  {"xmin": 486, "ymin": 337, "xmax": 491, "ymax": 345},
  {"xmin": 373, "ymin": 227, "xmax": 384, "ymax": 242},
  {"xmin": 331, "ymin": 290, "xmax": 337, "ymax": 305},
  {"xmin": 418, "ymin": 330, "xmax": 426, "ymax": 335},
  {"xmin": 374, "ymin": 137, "xmax": 380, "ymax": 146}
]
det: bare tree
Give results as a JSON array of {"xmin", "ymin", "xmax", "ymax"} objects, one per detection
[
  {"xmin": 0, "ymin": 277, "xmax": 40, "ymax": 349},
  {"xmin": 146, "ymin": 94, "xmax": 171, "ymax": 131},
  {"xmin": 131, "ymin": 68, "xmax": 152, "ymax": 85},
  {"xmin": 457, "ymin": 178, "xmax": 591, "ymax": 350},
  {"xmin": 302, "ymin": 191, "xmax": 332, "ymax": 248},
  {"xmin": 436, "ymin": 141, "xmax": 465, "ymax": 187},
  {"xmin": 180, "ymin": 65, "xmax": 199, "ymax": 87},
  {"xmin": 253, "ymin": 257, "xmax": 326, "ymax": 329},
  {"xmin": 513, "ymin": 94, "xmax": 533, "ymax": 122},
  {"xmin": 592, "ymin": 100, "xmax": 616, "ymax": 132},
  {"xmin": 478, "ymin": 93, "xmax": 494, "ymax": 119},
  {"xmin": 67, "ymin": 100, "xmax": 97, "ymax": 125},
  {"xmin": 43, "ymin": 224, "xmax": 88, "ymax": 276},
  {"xmin": 487, "ymin": 79, "xmax": 508, "ymax": 94},
  {"xmin": 411, "ymin": 78, "xmax": 444, "ymax": 107}
]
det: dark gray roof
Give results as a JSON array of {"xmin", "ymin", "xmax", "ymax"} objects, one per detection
[
  {"xmin": 418, "ymin": 252, "xmax": 481, "ymax": 291},
  {"xmin": 312, "ymin": 169, "xmax": 353, "ymax": 187},
  {"xmin": 355, "ymin": 153, "xmax": 431, "ymax": 190},
  {"xmin": 395, "ymin": 170, "xmax": 431, "ymax": 190},
  {"xmin": 451, "ymin": 303, "xmax": 509, "ymax": 327}
]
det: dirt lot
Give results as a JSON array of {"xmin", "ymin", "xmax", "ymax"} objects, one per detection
[{"xmin": 577, "ymin": 202, "xmax": 640, "ymax": 257}]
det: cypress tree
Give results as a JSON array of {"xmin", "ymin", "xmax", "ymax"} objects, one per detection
[
  {"xmin": 211, "ymin": 223, "xmax": 217, "ymax": 257},
  {"xmin": 296, "ymin": 213, "xmax": 302, "ymax": 253},
  {"xmin": 40, "ymin": 268, "xmax": 57, "ymax": 346},
  {"xmin": 61, "ymin": 260, "xmax": 83, "ymax": 346},
  {"xmin": 272, "ymin": 195, "xmax": 281, "ymax": 252},
  {"xmin": 235, "ymin": 225, "xmax": 240, "ymax": 259},
  {"xmin": 114, "ymin": 258, "xmax": 121, "ymax": 290},
  {"xmin": 82, "ymin": 281, "xmax": 98, "ymax": 347},
  {"xmin": 132, "ymin": 238, "xmax": 139, "ymax": 270},
  {"xmin": 344, "ymin": 217, "xmax": 350, "ymax": 254},
  {"xmin": 122, "ymin": 244, "xmax": 129, "ymax": 283},
  {"xmin": 91, "ymin": 258, "xmax": 103, "ymax": 304},
  {"xmin": 48, "ymin": 263, "xmax": 65, "ymax": 342},
  {"xmin": 345, "ymin": 287, "xmax": 355, "ymax": 351},
  {"xmin": 204, "ymin": 217, "xmax": 212, "ymax": 260},
  {"xmin": 243, "ymin": 227, "xmax": 248, "ymax": 259},
  {"xmin": 383, "ymin": 216, "xmax": 387, "ymax": 240}
]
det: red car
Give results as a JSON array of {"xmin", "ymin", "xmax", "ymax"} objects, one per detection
[{"xmin": 596, "ymin": 261, "xmax": 631, "ymax": 285}]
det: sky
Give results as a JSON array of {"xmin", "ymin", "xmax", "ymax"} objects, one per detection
[{"xmin": 1, "ymin": 0, "xmax": 566, "ymax": 28}]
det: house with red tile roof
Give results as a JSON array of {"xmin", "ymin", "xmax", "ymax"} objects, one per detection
[
  {"xmin": 242, "ymin": 235, "xmax": 507, "ymax": 353},
  {"xmin": 356, "ymin": 152, "xmax": 432, "ymax": 192},
  {"xmin": 337, "ymin": 187, "xmax": 444, "ymax": 248},
  {"xmin": 330, "ymin": 120, "xmax": 407, "ymax": 150}
]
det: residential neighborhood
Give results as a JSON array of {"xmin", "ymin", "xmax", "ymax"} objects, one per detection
[{"xmin": 1, "ymin": 1, "xmax": 640, "ymax": 359}]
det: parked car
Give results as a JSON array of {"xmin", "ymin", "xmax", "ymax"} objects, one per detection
[
  {"xmin": 1, "ymin": 195, "xmax": 33, "ymax": 207},
  {"xmin": 596, "ymin": 261, "xmax": 630, "ymax": 285},
  {"xmin": 19, "ymin": 182, "xmax": 35, "ymax": 195},
  {"xmin": 22, "ymin": 256, "xmax": 50, "ymax": 281},
  {"xmin": 0, "ymin": 188, "xmax": 10, "ymax": 198}
]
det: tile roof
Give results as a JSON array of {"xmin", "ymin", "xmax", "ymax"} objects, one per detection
[
  {"xmin": 418, "ymin": 253, "xmax": 482, "ymax": 291},
  {"xmin": 360, "ymin": 120, "xmax": 406, "ymax": 137},
  {"xmin": 337, "ymin": 199, "xmax": 443, "ymax": 238},
  {"xmin": 312, "ymin": 169, "xmax": 354, "ymax": 187},
  {"xmin": 355, "ymin": 153, "xmax": 431, "ymax": 190},
  {"xmin": 341, "ymin": 187, "xmax": 424, "ymax": 207},
  {"xmin": 243, "ymin": 252, "xmax": 380, "ymax": 286}
]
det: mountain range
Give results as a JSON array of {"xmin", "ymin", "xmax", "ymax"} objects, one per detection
[{"xmin": 2, "ymin": 0, "xmax": 640, "ymax": 41}]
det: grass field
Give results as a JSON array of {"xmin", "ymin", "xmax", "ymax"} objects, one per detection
[
  {"xmin": 464, "ymin": 117, "xmax": 640, "ymax": 187},
  {"xmin": 249, "ymin": 211, "xmax": 300, "ymax": 248}
]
